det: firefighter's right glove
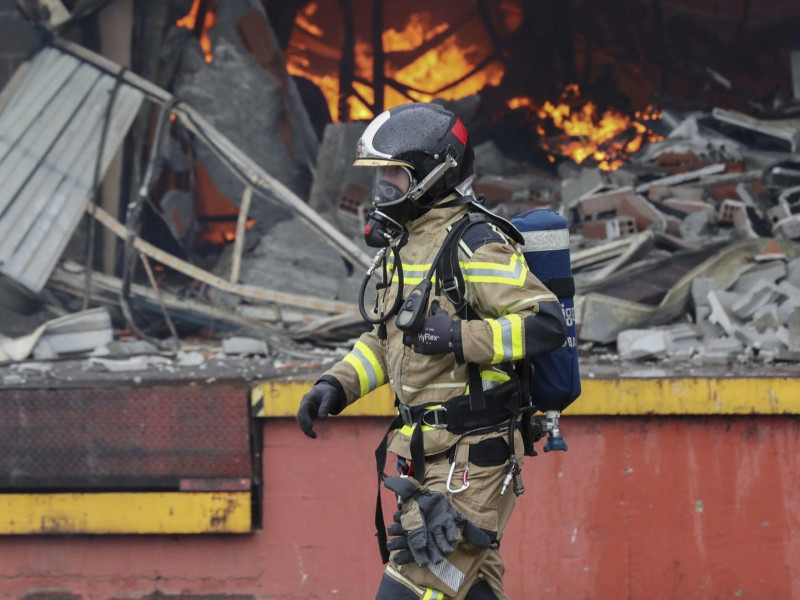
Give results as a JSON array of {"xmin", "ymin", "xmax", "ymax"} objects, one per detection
[
  {"xmin": 402, "ymin": 301, "xmax": 459, "ymax": 356},
  {"xmin": 383, "ymin": 476, "xmax": 491, "ymax": 567},
  {"xmin": 296, "ymin": 381, "xmax": 341, "ymax": 439}
]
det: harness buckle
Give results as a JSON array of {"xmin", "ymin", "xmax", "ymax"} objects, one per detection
[
  {"xmin": 441, "ymin": 278, "xmax": 462, "ymax": 303},
  {"xmin": 421, "ymin": 406, "xmax": 448, "ymax": 429},
  {"xmin": 398, "ymin": 403, "xmax": 414, "ymax": 427}
]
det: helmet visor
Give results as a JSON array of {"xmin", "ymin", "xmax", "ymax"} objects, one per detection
[{"xmin": 371, "ymin": 165, "xmax": 415, "ymax": 207}]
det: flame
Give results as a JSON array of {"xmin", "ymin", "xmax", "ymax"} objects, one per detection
[
  {"xmin": 286, "ymin": 4, "xmax": 504, "ymax": 121},
  {"xmin": 177, "ymin": 0, "xmax": 217, "ymax": 63},
  {"xmin": 510, "ymin": 84, "xmax": 663, "ymax": 170},
  {"xmin": 377, "ymin": 14, "xmax": 504, "ymax": 116}
]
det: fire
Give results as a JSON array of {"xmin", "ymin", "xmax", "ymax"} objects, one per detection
[
  {"xmin": 511, "ymin": 84, "xmax": 663, "ymax": 170},
  {"xmin": 177, "ymin": 0, "xmax": 217, "ymax": 63},
  {"xmin": 378, "ymin": 14, "xmax": 504, "ymax": 116},
  {"xmin": 286, "ymin": 4, "xmax": 504, "ymax": 121}
]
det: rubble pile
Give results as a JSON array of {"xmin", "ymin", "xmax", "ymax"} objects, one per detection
[
  {"xmin": 555, "ymin": 108, "xmax": 800, "ymax": 364},
  {"xmin": 1, "ymin": 9, "xmax": 800, "ymax": 373}
]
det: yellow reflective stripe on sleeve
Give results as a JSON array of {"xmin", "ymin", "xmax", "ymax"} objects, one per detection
[
  {"xmin": 343, "ymin": 341, "xmax": 385, "ymax": 397},
  {"xmin": 422, "ymin": 589, "xmax": 444, "ymax": 600},
  {"xmin": 463, "ymin": 253, "xmax": 527, "ymax": 286},
  {"xmin": 488, "ymin": 314, "xmax": 524, "ymax": 363}
]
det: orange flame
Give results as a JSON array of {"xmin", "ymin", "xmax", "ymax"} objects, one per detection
[
  {"xmin": 510, "ymin": 84, "xmax": 662, "ymax": 170},
  {"xmin": 287, "ymin": 4, "xmax": 503, "ymax": 121},
  {"xmin": 177, "ymin": 0, "xmax": 217, "ymax": 63}
]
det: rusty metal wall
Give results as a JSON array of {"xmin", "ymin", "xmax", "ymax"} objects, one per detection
[
  {"xmin": 0, "ymin": 385, "xmax": 251, "ymax": 490},
  {"xmin": 0, "ymin": 415, "xmax": 798, "ymax": 599}
]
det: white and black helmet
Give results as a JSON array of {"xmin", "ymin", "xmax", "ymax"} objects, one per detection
[{"xmin": 354, "ymin": 102, "xmax": 474, "ymax": 208}]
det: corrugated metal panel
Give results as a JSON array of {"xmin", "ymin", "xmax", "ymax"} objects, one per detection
[{"xmin": 0, "ymin": 45, "xmax": 144, "ymax": 292}]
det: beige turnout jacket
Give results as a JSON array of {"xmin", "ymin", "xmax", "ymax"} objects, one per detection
[{"xmin": 323, "ymin": 200, "xmax": 558, "ymax": 457}]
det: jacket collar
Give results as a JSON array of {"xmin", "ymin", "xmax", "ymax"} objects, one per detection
[{"xmin": 405, "ymin": 193, "xmax": 470, "ymax": 236}]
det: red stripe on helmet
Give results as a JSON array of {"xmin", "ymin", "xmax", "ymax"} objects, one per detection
[{"xmin": 451, "ymin": 118, "xmax": 468, "ymax": 146}]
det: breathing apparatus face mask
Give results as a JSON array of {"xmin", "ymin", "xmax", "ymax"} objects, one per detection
[{"xmin": 363, "ymin": 165, "xmax": 419, "ymax": 248}]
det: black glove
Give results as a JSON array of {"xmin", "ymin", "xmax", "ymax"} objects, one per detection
[
  {"xmin": 383, "ymin": 476, "xmax": 491, "ymax": 567},
  {"xmin": 386, "ymin": 509, "xmax": 415, "ymax": 565},
  {"xmin": 296, "ymin": 381, "xmax": 341, "ymax": 439},
  {"xmin": 402, "ymin": 301, "xmax": 457, "ymax": 355}
]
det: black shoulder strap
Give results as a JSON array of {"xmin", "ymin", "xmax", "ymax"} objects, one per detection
[{"xmin": 437, "ymin": 212, "xmax": 485, "ymax": 320}]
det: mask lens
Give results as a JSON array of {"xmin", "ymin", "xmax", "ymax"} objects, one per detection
[{"xmin": 372, "ymin": 165, "xmax": 413, "ymax": 207}]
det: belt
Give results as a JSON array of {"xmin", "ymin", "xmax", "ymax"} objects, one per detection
[{"xmin": 397, "ymin": 378, "xmax": 522, "ymax": 435}]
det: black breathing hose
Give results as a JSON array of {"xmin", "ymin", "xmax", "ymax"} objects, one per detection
[{"xmin": 358, "ymin": 250, "xmax": 404, "ymax": 325}]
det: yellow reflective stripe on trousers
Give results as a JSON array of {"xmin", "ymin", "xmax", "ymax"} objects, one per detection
[
  {"xmin": 343, "ymin": 341, "xmax": 386, "ymax": 397},
  {"xmin": 422, "ymin": 588, "xmax": 444, "ymax": 600},
  {"xmin": 463, "ymin": 253, "xmax": 527, "ymax": 286},
  {"xmin": 488, "ymin": 313, "xmax": 523, "ymax": 363}
]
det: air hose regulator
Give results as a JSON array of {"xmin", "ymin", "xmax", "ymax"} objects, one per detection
[{"xmin": 357, "ymin": 209, "xmax": 406, "ymax": 325}]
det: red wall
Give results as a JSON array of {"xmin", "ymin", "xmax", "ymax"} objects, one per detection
[{"xmin": 0, "ymin": 416, "xmax": 798, "ymax": 599}]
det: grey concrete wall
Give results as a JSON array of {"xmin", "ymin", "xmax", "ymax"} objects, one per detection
[{"xmin": 0, "ymin": 0, "xmax": 37, "ymax": 89}]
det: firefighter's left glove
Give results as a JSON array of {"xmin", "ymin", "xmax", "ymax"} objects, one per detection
[
  {"xmin": 384, "ymin": 475, "xmax": 490, "ymax": 567},
  {"xmin": 295, "ymin": 380, "xmax": 342, "ymax": 439},
  {"xmin": 402, "ymin": 301, "xmax": 460, "ymax": 356}
]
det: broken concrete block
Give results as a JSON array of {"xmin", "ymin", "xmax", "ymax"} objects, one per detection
[
  {"xmin": 707, "ymin": 290, "xmax": 739, "ymax": 337},
  {"xmin": 662, "ymin": 198, "xmax": 715, "ymax": 216},
  {"xmin": 176, "ymin": 351, "xmax": 206, "ymax": 367},
  {"xmin": 648, "ymin": 185, "xmax": 705, "ymax": 204},
  {"xmin": 719, "ymin": 199, "xmax": 749, "ymax": 229},
  {"xmin": 222, "ymin": 336, "xmax": 270, "ymax": 356},
  {"xmin": 680, "ymin": 210, "xmax": 710, "ymax": 243},
  {"xmin": 579, "ymin": 187, "xmax": 667, "ymax": 234},
  {"xmin": 731, "ymin": 262, "xmax": 788, "ymax": 293},
  {"xmin": 620, "ymin": 194, "xmax": 668, "ymax": 233},
  {"xmin": 774, "ymin": 215, "xmax": 800, "ymax": 240},
  {"xmin": 788, "ymin": 308, "xmax": 800, "ymax": 352},
  {"xmin": 735, "ymin": 324, "xmax": 787, "ymax": 351},
  {"xmin": 665, "ymin": 323, "xmax": 703, "ymax": 360},
  {"xmin": 694, "ymin": 336, "xmax": 746, "ymax": 366},
  {"xmin": 561, "ymin": 168, "xmax": 605, "ymax": 208},
  {"xmin": 691, "ymin": 277, "xmax": 715, "ymax": 309},
  {"xmin": 767, "ymin": 204, "xmax": 790, "ymax": 229},
  {"xmin": 582, "ymin": 216, "xmax": 637, "ymax": 240},
  {"xmin": 786, "ymin": 256, "xmax": 800, "ymax": 287},
  {"xmin": 731, "ymin": 282, "xmax": 785, "ymax": 320},
  {"xmin": 751, "ymin": 304, "xmax": 780, "ymax": 332},
  {"xmin": 777, "ymin": 281, "xmax": 800, "ymax": 323},
  {"xmin": 617, "ymin": 328, "xmax": 669, "ymax": 361}
]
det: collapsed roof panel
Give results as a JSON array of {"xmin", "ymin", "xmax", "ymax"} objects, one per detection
[{"xmin": 0, "ymin": 45, "xmax": 144, "ymax": 293}]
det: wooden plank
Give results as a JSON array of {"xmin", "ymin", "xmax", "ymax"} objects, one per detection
[
  {"xmin": 87, "ymin": 204, "xmax": 361, "ymax": 316},
  {"xmin": 230, "ymin": 185, "xmax": 253, "ymax": 283}
]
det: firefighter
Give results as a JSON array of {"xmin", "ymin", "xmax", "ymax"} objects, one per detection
[{"xmin": 296, "ymin": 102, "xmax": 567, "ymax": 600}]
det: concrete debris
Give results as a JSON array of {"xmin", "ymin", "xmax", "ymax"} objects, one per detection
[
  {"xmin": 0, "ymin": 308, "xmax": 112, "ymax": 364},
  {"xmin": 4, "ymin": 36, "xmax": 800, "ymax": 370},
  {"xmin": 88, "ymin": 355, "xmax": 173, "ymax": 372},
  {"xmin": 222, "ymin": 336, "xmax": 270, "ymax": 356}
]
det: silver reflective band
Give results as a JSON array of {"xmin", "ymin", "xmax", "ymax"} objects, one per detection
[
  {"xmin": 428, "ymin": 557, "xmax": 466, "ymax": 592},
  {"xmin": 521, "ymin": 228, "xmax": 570, "ymax": 252}
]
